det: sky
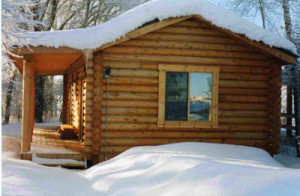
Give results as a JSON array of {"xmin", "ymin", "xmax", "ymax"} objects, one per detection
[{"xmin": 190, "ymin": 73, "xmax": 211, "ymax": 97}]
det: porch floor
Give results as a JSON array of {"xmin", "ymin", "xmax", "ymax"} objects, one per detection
[
  {"xmin": 32, "ymin": 125, "xmax": 84, "ymax": 153},
  {"xmin": 21, "ymin": 125, "xmax": 86, "ymax": 167}
]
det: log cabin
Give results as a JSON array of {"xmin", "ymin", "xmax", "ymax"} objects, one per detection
[{"xmin": 11, "ymin": 0, "xmax": 298, "ymax": 166}]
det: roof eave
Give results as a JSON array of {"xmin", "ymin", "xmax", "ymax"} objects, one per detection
[{"xmin": 12, "ymin": 46, "xmax": 82, "ymax": 55}]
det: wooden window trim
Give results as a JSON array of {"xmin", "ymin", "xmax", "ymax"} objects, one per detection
[{"xmin": 158, "ymin": 64, "xmax": 219, "ymax": 128}]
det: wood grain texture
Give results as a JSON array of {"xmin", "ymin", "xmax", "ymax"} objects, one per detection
[{"xmin": 90, "ymin": 18, "xmax": 283, "ymax": 161}]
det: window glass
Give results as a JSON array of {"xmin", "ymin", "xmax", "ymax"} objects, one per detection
[
  {"xmin": 165, "ymin": 72, "xmax": 188, "ymax": 121},
  {"xmin": 189, "ymin": 73, "xmax": 212, "ymax": 121}
]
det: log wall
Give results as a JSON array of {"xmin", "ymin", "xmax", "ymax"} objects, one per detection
[
  {"xmin": 62, "ymin": 67, "xmax": 86, "ymax": 142},
  {"xmin": 84, "ymin": 53, "xmax": 104, "ymax": 162},
  {"xmin": 94, "ymin": 18, "xmax": 280, "ymax": 161},
  {"xmin": 62, "ymin": 74, "xmax": 70, "ymax": 124}
]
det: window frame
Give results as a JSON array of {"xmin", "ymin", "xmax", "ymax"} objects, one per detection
[{"xmin": 158, "ymin": 64, "xmax": 219, "ymax": 128}]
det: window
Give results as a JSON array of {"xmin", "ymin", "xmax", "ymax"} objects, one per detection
[{"xmin": 158, "ymin": 64, "xmax": 219, "ymax": 128}]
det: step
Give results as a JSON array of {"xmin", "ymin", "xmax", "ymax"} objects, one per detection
[{"xmin": 22, "ymin": 153, "xmax": 86, "ymax": 168}]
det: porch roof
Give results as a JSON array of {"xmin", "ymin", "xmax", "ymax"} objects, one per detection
[{"xmin": 12, "ymin": 50, "xmax": 82, "ymax": 76}]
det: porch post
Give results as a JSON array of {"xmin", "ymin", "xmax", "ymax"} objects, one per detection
[
  {"xmin": 21, "ymin": 55, "xmax": 34, "ymax": 153},
  {"xmin": 83, "ymin": 50, "xmax": 103, "ymax": 164}
]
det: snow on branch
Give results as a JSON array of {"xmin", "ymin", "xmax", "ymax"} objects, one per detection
[{"xmin": 2, "ymin": 0, "xmax": 40, "ymax": 62}]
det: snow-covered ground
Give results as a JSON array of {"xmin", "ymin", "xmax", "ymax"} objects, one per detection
[
  {"xmin": 274, "ymin": 154, "xmax": 300, "ymax": 169},
  {"xmin": 2, "ymin": 123, "xmax": 300, "ymax": 195}
]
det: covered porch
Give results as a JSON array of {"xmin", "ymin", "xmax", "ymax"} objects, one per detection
[{"xmin": 13, "ymin": 47, "xmax": 91, "ymax": 166}]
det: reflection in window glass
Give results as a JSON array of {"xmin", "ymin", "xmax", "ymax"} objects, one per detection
[
  {"xmin": 165, "ymin": 72, "xmax": 188, "ymax": 121},
  {"xmin": 189, "ymin": 73, "xmax": 212, "ymax": 121}
]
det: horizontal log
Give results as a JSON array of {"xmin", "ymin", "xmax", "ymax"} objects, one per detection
[
  {"xmin": 102, "ymin": 100, "xmax": 158, "ymax": 108},
  {"xmin": 85, "ymin": 138, "xmax": 93, "ymax": 145},
  {"xmin": 120, "ymin": 40, "xmax": 256, "ymax": 52},
  {"xmin": 110, "ymin": 69, "xmax": 158, "ymax": 77},
  {"xmin": 101, "ymin": 115, "xmax": 157, "ymax": 123},
  {"xmin": 86, "ymin": 100, "xmax": 94, "ymax": 107},
  {"xmin": 219, "ymin": 103, "xmax": 268, "ymax": 110},
  {"xmin": 219, "ymin": 117, "xmax": 268, "ymax": 125},
  {"xmin": 86, "ymin": 85, "xmax": 94, "ymax": 91},
  {"xmin": 138, "ymin": 33, "xmax": 237, "ymax": 44},
  {"xmin": 94, "ymin": 87, "xmax": 103, "ymax": 95},
  {"xmin": 103, "ymin": 61, "xmax": 270, "ymax": 74},
  {"xmin": 103, "ymin": 92, "xmax": 158, "ymax": 100},
  {"xmin": 85, "ymin": 115, "xmax": 93, "ymax": 122},
  {"xmin": 219, "ymin": 110, "xmax": 269, "ymax": 117},
  {"xmin": 85, "ymin": 122, "xmax": 92, "ymax": 128},
  {"xmin": 101, "ymin": 123, "xmax": 268, "ymax": 132},
  {"xmin": 103, "ymin": 77, "xmax": 158, "ymax": 85},
  {"xmin": 220, "ymin": 66, "xmax": 270, "ymax": 74},
  {"xmin": 219, "ymin": 73, "xmax": 268, "ymax": 81},
  {"xmin": 98, "ymin": 154, "xmax": 117, "ymax": 161},
  {"xmin": 86, "ymin": 77, "xmax": 94, "ymax": 83},
  {"xmin": 101, "ymin": 107, "xmax": 158, "ymax": 116},
  {"xmin": 85, "ymin": 130, "xmax": 93, "ymax": 137},
  {"xmin": 92, "ymin": 135, "xmax": 101, "ymax": 142},
  {"xmin": 86, "ymin": 68, "xmax": 94, "ymax": 75},
  {"xmin": 173, "ymin": 20, "xmax": 210, "ymax": 27},
  {"xmin": 104, "ymin": 46, "xmax": 267, "ymax": 59},
  {"xmin": 101, "ymin": 135, "xmax": 267, "ymax": 146},
  {"xmin": 219, "ymin": 95, "xmax": 268, "ymax": 103},
  {"xmin": 101, "ymin": 131, "xmax": 267, "ymax": 140},
  {"xmin": 86, "ymin": 92, "xmax": 94, "ymax": 98},
  {"xmin": 219, "ymin": 80, "xmax": 268, "ymax": 88},
  {"xmin": 103, "ymin": 61, "xmax": 158, "ymax": 70},
  {"xmin": 103, "ymin": 84, "xmax": 158, "ymax": 93},
  {"xmin": 156, "ymin": 26, "xmax": 223, "ymax": 35},
  {"xmin": 219, "ymin": 88, "xmax": 268, "ymax": 96},
  {"xmin": 103, "ymin": 53, "xmax": 269, "ymax": 67},
  {"xmin": 84, "ymin": 147, "xmax": 92, "ymax": 154},
  {"xmin": 100, "ymin": 146, "xmax": 132, "ymax": 153},
  {"xmin": 224, "ymin": 139, "xmax": 268, "ymax": 147},
  {"xmin": 269, "ymin": 76, "xmax": 282, "ymax": 85}
]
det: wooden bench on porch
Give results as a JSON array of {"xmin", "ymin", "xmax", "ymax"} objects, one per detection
[{"xmin": 58, "ymin": 124, "xmax": 78, "ymax": 139}]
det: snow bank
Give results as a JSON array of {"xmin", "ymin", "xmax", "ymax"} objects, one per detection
[
  {"xmin": 2, "ymin": 158, "xmax": 91, "ymax": 196},
  {"xmin": 274, "ymin": 154, "xmax": 300, "ymax": 169},
  {"xmin": 25, "ymin": 0, "xmax": 297, "ymax": 55},
  {"xmin": 3, "ymin": 142, "xmax": 300, "ymax": 196},
  {"xmin": 2, "ymin": 136, "xmax": 21, "ymax": 159},
  {"xmin": 2, "ymin": 123, "xmax": 22, "ymax": 138}
]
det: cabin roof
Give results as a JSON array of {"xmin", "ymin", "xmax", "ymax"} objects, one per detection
[{"xmin": 15, "ymin": 0, "xmax": 297, "ymax": 56}]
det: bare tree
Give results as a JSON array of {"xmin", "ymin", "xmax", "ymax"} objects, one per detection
[
  {"xmin": 2, "ymin": 0, "xmax": 38, "ymax": 123},
  {"xmin": 218, "ymin": 0, "xmax": 279, "ymax": 29},
  {"xmin": 2, "ymin": 0, "xmax": 152, "ymax": 124},
  {"xmin": 220, "ymin": 0, "xmax": 300, "ymax": 156}
]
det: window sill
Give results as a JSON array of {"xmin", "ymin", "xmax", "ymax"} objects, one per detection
[{"xmin": 157, "ymin": 121, "xmax": 218, "ymax": 128}]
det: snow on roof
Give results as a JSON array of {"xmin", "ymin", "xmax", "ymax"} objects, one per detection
[{"xmin": 26, "ymin": 0, "xmax": 297, "ymax": 55}]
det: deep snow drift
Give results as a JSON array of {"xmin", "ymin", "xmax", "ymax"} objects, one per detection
[
  {"xmin": 3, "ymin": 142, "xmax": 300, "ymax": 196},
  {"xmin": 23, "ymin": 0, "xmax": 297, "ymax": 55}
]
